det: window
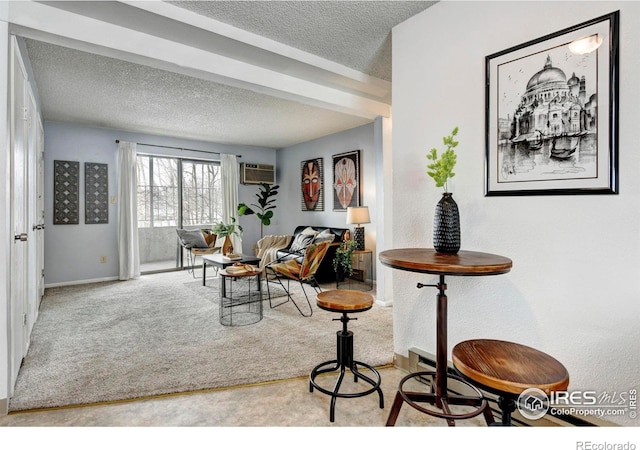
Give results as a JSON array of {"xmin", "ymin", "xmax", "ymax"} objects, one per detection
[
  {"xmin": 137, "ymin": 156, "xmax": 179, "ymax": 228},
  {"xmin": 182, "ymin": 161, "xmax": 222, "ymax": 226},
  {"xmin": 136, "ymin": 155, "xmax": 221, "ymax": 272}
]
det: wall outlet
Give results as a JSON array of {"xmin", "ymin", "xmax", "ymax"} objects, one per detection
[{"xmin": 100, "ymin": 256, "xmax": 107, "ymax": 263}]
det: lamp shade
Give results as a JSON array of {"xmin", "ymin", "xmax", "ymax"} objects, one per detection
[{"xmin": 346, "ymin": 206, "xmax": 370, "ymax": 225}]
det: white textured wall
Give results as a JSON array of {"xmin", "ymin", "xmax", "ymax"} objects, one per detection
[{"xmin": 391, "ymin": 1, "xmax": 640, "ymax": 426}]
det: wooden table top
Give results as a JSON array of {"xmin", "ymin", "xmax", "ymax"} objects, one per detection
[
  {"xmin": 379, "ymin": 248, "xmax": 512, "ymax": 276},
  {"xmin": 317, "ymin": 289, "xmax": 373, "ymax": 313},
  {"xmin": 452, "ymin": 339, "xmax": 570, "ymax": 395}
]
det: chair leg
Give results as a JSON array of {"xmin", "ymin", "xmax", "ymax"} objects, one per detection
[
  {"xmin": 190, "ymin": 252, "xmax": 198, "ymax": 278},
  {"xmin": 293, "ymin": 281, "xmax": 313, "ymax": 317},
  {"xmin": 266, "ymin": 268, "xmax": 291, "ymax": 309},
  {"xmin": 186, "ymin": 251, "xmax": 196, "ymax": 277},
  {"xmin": 265, "ymin": 267, "xmax": 313, "ymax": 317}
]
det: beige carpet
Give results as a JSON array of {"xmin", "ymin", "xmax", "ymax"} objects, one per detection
[{"xmin": 9, "ymin": 271, "xmax": 393, "ymax": 411}]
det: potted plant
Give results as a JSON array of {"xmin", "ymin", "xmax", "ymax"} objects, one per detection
[
  {"xmin": 426, "ymin": 126, "xmax": 460, "ymax": 254},
  {"xmin": 332, "ymin": 239, "xmax": 357, "ymax": 282},
  {"xmin": 237, "ymin": 183, "xmax": 279, "ymax": 239},
  {"xmin": 212, "ymin": 217, "xmax": 243, "ymax": 255}
]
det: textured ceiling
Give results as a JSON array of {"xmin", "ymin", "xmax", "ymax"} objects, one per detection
[
  {"xmin": 19, "ymin": 1, "xmax": 436, "ymax": 149},
  {"xmin": 170, "ymin": 1, "xmax": 436, "ymax": 82},
  {"xmin": 25, "ymin": 40, "xmax": 373, "ymax": 148}
]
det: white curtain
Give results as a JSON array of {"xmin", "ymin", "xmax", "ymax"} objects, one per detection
[
  {"xmin": 221, "ymin": 154, "xmax": 242, "ymax": 254},
  {"xmin": 117, "ymin": 141, "xmax": 140, "ymax": 280}
]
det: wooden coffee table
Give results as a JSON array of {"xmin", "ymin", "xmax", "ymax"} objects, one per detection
[{"xmin": 201, "ymin": 253, "xmax": 261, "ymax": 286}]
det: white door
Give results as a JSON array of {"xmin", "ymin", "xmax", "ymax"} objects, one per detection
[
  {"xmin": 26, "ymin": 89, "xmax": 39, "ymax": 337},
  {"xmin": 36, "ymin": 118, "xmax": 45, "ymax": 302},
  {"xmin": 9, "ymin": 40, "xmax": 29, "ymax": 393}
]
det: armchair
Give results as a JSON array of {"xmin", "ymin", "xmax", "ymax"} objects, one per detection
[
  {"xmin": 176, "ymin": 228, "xmax": 220, "ymax": 277},
  {"xmin": 265, "ymin": 240, "xmax": 331, "ymax": 317}
]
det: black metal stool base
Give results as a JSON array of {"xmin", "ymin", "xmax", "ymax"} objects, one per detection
[
  {"xmin": 309, "ymin": 315, "xmax": 384, "ymax": 422},
  {"xmin": 489, "ymin": 395, "xmax": 516, "ymax": 426},
  {"xmin": 385, "ymin": 371, "xmax": 493, "ymax": 426}
]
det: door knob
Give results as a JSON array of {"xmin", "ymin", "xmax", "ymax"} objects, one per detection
[{"xmin": 14, "ymin": 233, "xmax": 28, "ymax": 242}]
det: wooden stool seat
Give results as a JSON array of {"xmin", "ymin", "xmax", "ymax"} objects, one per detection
[
  {"xmin": 310, "ymin": 290, "xmax": 382, "ymax": 422},
  {"xmin": 452, "ymin": 339, "xmax": 569, "ymax": 425},
  {"xmin": 316, "ymin": 289, "xmax": 373, "ymax": 313}
]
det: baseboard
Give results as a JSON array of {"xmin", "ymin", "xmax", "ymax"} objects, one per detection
[
  {"xmin": 45, "ymin": 276, "xmax": 119, "ymax": 288},
  {"xmin": 0, "ymin": 398, "xmax": 7, "ymax": 415},
  {"xmin": 399, "ymin": 347, "xmax": 614, "ymax": 427}
]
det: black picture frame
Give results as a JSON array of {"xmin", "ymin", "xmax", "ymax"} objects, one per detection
[
  {"xmin": 485, "ymin": 11, "xmax": 619, "ymax": 196},
  {"xmin": 332, "ymin": 150, "xmax": 361, "ymax": 211},
  {"xmin": 53, "ymin": 160, "xmax": 80, "ymax": 224},
  {"xmin": 85, "ymin": 162, "xmax": 109, "ymax": 224}
]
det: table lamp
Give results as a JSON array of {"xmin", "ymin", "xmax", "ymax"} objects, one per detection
[{"xmin": 346, "ymin": 206, "xmax": 370, "ymax": 251}]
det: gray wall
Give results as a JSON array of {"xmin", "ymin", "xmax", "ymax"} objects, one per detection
[
  {"xmin": 44, "ymin": 121, "xmax": 276, "ymax": 285},
  {"xmin": 43, "ymin": 120, "xmax": 380, "ymax": 285},
  {"xmin": 271, "ymin": 122, "xmax": 380, "ymax": 279}
]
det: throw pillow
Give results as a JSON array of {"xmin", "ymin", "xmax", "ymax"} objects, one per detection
[
  {"xmin": 300, "ymin": 226, "xmax": 319, "ymax": 236},
  {"xmin": 313, "ymin": 229, "xmax": 334, "ymax": 244},
  {"xmin": 289, "ymin": 233, "xmax": 315, "ymax": 253},
  {"xmin": 176, "ymin": 228, "xmax": 208, "ymax": 249},
  {"xmin": 202, "ymin": 230, "xmax": 218, "ymax": 248}
]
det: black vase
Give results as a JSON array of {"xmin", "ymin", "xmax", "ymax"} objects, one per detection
[{"xmin": 433, "ymin": 192, "xmax": 460, "ymax": 254}]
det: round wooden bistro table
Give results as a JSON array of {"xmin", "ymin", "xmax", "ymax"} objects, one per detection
[{"xmin": 379, "ymin": 248, "xmax": 512, "ymax": 426}]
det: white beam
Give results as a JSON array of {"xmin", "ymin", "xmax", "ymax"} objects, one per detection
[
  {"xmin": 122, "ymin": 0, "xmax": 391, "ymax": 99},
  {"xmin": 7, "ymin": 1, "xmax": 390, "ymax": 119}
]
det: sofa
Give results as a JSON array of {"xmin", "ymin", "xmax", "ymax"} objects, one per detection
[{"xmin": 257, "ymin": 225, "xmax": 350, "ymax": 283}]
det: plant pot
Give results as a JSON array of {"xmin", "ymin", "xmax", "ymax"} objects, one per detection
[
  {"xmin": 335, "ymin": 266, "xmax": 346, "ymax": 282},
  {"xmin": 433, "ymin": 192, "xmax": 460, "ymax": 254},
  {"xmin": 222, "ymin": 235, "xmax": 234, "ymax": 255}
]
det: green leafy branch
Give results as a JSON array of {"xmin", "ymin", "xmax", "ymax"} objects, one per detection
[
  {"xmin": 237, "ymin": 183, "xmax": 279, "ymax": 238},
  {"xmin": 332, "ymin": 239, "xmax": 357, "ymax": 275},
  {"xmin": 426, "ymin": 126, "xmax": 459, "ymax": 192},
  {"xmin": 212, "ymin": 217, "xmax": 243, "ymax": 238}
]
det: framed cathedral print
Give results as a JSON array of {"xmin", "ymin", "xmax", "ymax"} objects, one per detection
[
  {"xmin": 332, "ymin": 150, "xmax": 361, "ymax": 211},
  {"xmin": 485, "ymin": 11, "xmax": 619, "ymax": 196}
]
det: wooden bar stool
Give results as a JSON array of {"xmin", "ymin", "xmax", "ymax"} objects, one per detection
[
  {"xmin": 309, "ymin": 290, "xmax": 384, "ymax": 422},
  {"xmin": 452, "ymin": 339, "xmax": 570, "ymax": 426}
]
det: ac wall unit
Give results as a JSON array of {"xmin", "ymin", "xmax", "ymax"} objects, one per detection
[{"xmin": 240, "ymin": 163, "xmax": 275, "ymax": 185}]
